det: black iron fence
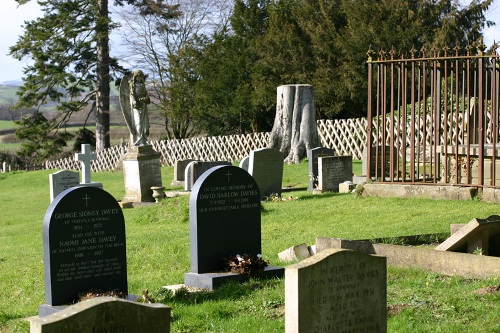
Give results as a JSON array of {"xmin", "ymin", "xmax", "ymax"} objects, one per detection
[{"xmin": 367, "ymin": 44, "xmax": 500, "ymax": 188}]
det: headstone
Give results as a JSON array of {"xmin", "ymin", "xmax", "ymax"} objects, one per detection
[
  {"xmin": 2, "ymin": 161, "xmax": 6, "ymax": 173},
  {"xmin": 184, "ymin": 160, "xmax": 231, "ymax": 191},
  {"xmin": 239, "ymin": 156, "xmax": 250, "ymax": 172},
  {"xmin": 74, "ymin": 144, "xmax": 103, "ymax": 189},
  {"xmin": 361, "ymin": 146, "xmax": 397, "ymax": 178},
  {"xmin": 171, "ymin": 159, "xmax": 196, "ymax": 186},
  {"xmin": 317, "ymin": 156, "xmax": 353, "ymax": 192},
  {"xmin": 248, "ymin": 148, "xmax": 284, "ymax": 197},
  {"xmin": 435, "ymin": 215, "xmax": 500, "ymax": 255},
  {"xmin": 184, "ymin": 165, "xmax": 283, "ymax": 289},
  {"xmin": 49, "ymin": 170, "xmax": 80, "ymax": 202},
  {"xmin": 41, "ymin": 186, "xmax": 128, "ymax": 313},
  {"xmin": 307, "ymin": 147, "xmax": 335, "ymax": 190},
  {"xmin": 30, "ymin": 297, "xmax": 171, "ymax": 333},
  {"xmin": 285, "ymin": 248, "xmax": 387, "ymax": 333},
  {"xmin": 122, "ymin": 145, "xmax": 163, "ymax": 202}
]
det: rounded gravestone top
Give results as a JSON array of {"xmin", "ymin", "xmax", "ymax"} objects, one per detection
[{"xmin": 43, "ymin": 186, "xmax": 127, "ymax": 306}]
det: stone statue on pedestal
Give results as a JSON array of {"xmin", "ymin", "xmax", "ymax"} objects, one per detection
[
  {"xmin": 120, "ymin": 69, "xmax": 151, "ymax": 147},
  {"xmin": 119, "ymin": 70, "xmax": 162, "ymax": 202}
]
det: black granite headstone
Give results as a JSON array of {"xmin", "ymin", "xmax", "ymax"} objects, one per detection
[
  {"xmin": 307, "ymin": 147, "xmax": 335, "ymax": 190},
  {"xmin": 43, "ymin": 186, "xmax": 127, "ymax": 306},
  {"xmin": 189, "ymin": 165, "xmax": 261, "ymax": 274}
]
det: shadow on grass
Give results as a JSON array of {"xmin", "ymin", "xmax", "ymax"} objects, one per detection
[{"xmin": 296, "ymin": 192, "xmax": 352, "ymax": 201}]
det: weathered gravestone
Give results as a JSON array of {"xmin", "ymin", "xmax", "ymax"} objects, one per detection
[
  {"xmin": 184, "ymin": 165, "xmax": 283, "ymax": 290},
  {"xmin": 41, "ymin": 186, "xmax": 128, "ymax": 316},
  {"xmin": 171, "ymin": 159, "xmax": 196, "ymax": 186},
  {"xmin": 49, "ymin": 170, "xmax": 79, "ymax": 202},
  {"xmin": 184, "ymin": 160, "xmax": 231, "ymax": 191},
  {"xmin": 248, "ymin": 148, "xmax": 284, "ymax": 198},
  {"xmin": 30, "ymin": 297, "xmax": 171, "ymax": 333},
  {"xmin": 317, "ymin": 156, "xmax": 353, "ymax": 192},
  {"xmin": 285, "ymin": 248, "xmax": 387, "ymax": 333},
  {"xmin": 307, "ymin": 147, "xmax": 335, "ymax": 190},
  {"xmin": 361, "ymin": 146, "xmax": 397, "ymax": 179}
]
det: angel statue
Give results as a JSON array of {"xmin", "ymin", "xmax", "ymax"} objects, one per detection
[{"xmin": 120, "ymin": 70, "xmax": 151, "ymax": 146}]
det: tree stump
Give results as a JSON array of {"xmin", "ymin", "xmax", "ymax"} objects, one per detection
[{"xmin": 268, "ymin": 84, "xmax": 319, "ymax": 164}]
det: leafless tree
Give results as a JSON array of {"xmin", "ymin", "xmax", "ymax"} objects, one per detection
[{"xmin": 116, "ymin": 0, "xmax": 232, "ymax": 139}]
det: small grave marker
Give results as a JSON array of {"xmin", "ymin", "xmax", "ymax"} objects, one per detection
[
  {"xmin": 49, "ymin": 170, "xmax": 79, "ymax": 202},
  {"xmin": 239, "ymin": 156, "xmax": 249, "ymax": 172},
  {"xmin": 317, "ymin": 156, "xmax": 353, "ymax": 192},
  {"xmin": 248, "ymin": 148, "xmax": 284, "ymax": 197},
  {"xmin": 307, "ymin": 147, "xmax": 335, "ymax": 190},
  {"xmin": 42, "ymin": 186, "xmax": 128, "ymax": 312},
  {"xmin": 285, "ymin": 248, "xmax": 387, "ymax": 333}
]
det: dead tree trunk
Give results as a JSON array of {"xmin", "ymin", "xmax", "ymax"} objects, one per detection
[{"xmin": 268, "ymin": 84, "xmax": 319, "ymax": 163}]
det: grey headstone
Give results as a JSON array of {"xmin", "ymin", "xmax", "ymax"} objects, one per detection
[
  {"xmin": 42, "ymin": 187, "xmax": 128, "ymax": 307},
  {"xmin": 285, "ymin": 249, "xmax": 387, "ymax": 333},
  {"xmin": 173, "ymin": 159, "xmax": 196, "ymax": 182},
  {"xmin": 362, "ymin": 146, "xmax": 397, "ymax": 178},
  {"xmin": 248, "ymin": 148, "xmax": 284, "ymax": 197},
  {"xmin": 49, "ymin": 170, "xmax": 80, "ymax": 202},
  {"xmin": 187, "ymin": 165, "xmax": 261, "ymax": 274},
  {"xmin": 239, "ymin": 156, "xmax": 250, "ymax": 172},
  {"xmin": 307, "ymin": 147, "xmax": 335, "ymax": 190},
  {"xmin": 317, "ymin": 156, "xmax": 353, "ymax": 192},
  {"xmin": 2, "ymin": 161, "xmax": 6, "ymax": 173},
  {"xmin": 184, "ymin": 161, "xmax": 232, "ymax": 191},
  {"xmin": 30, "ymin": 297, "xmax": 171, "ymax": 333}
]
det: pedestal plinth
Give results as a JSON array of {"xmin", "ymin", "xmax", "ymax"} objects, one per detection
[{"xmin": 122, "ymin": 145, "xmax": 162, "ymax": 202}]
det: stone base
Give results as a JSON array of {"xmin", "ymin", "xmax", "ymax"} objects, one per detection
[
  {"xmin": 122, "ymin": 145, "xmax": 162, "ymax": 203},
  {"xmin": 38, "ymin": 294, "xmax": 138, "ymax": 317},
  {"xmin": 184, "ymin": 266, "xmax": 284, "ymax": 291}
]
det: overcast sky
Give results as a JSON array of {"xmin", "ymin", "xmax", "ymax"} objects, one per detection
[{"xmin": 0, "ymin": 0, "xmax": 499, "ymax": 83}]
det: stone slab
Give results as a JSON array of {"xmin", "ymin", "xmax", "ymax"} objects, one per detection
[
  {"xmin": 361, "ymin": 183, "xmax": 477, "ymax": 200},
  {"xmin": 435, "ymin": 215, "xmax": 500, "ymax": 255},
  {"xmin": 184, "ymin": 266, "xmax": 284, "ymax": 291},
  {"xmin": 316, "ymin": 237, "xmax": 500, "ymax": 279},
  {"xmin": 172, "ymin": 159, "xmax": 196, "ymax": 186},
  {"xmin": 184, "ymin": 161, "xmax": 232, "ymax": 192},
  {"xmin": 30, "ymin": 297, "xmax": 170, "ymax": 333},
  {"xmin": 285, "ymin": 249, "xmax": 387, "ymax": 333}
]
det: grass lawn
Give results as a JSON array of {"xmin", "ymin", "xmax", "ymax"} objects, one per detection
[{"xmin": 1, "ymin": 161, "xmax": 500, "ymax": 332}]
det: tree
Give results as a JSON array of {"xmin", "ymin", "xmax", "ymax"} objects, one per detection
[
  {"xmin": 15, "ymin": 112, "xmax": 73, "ymax": 170},
  {"xmin": 10, "ymin": 0, "xmax": 179, "ymax": 150},
  {"xmin": 117, "ymin": 0, "xmax": 231, "ymax": 139}
]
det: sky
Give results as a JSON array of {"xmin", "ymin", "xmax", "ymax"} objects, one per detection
[{"xmin": 0, "ymin": 1, "xmax": 499, "ymax": 84}]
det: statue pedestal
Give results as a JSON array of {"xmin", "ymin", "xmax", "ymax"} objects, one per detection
[{"xmin": 122, "ymin": 145, "xmax": 162, "ymax": 202}]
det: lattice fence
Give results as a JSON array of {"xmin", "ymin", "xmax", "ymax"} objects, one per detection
[
  {"xmin": 45, "ymin": 132, "xmax": 271, "ymax": 172},
  {"xmin": 47, "ymin": 116, "xmax": 463, "ymax": 173}
]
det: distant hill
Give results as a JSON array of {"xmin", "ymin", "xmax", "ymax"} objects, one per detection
[{"xmin": 0, "ymin": 80, "xmax": 23, "ymax": 87}]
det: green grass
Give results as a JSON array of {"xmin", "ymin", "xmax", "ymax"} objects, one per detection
[
  {"xmin": 1, "ymin": 162, "xmax": 500, "ymax": 332},
  {"xmin": 0, "ymin": 121, "xmax": 17, "ymax": 131}
]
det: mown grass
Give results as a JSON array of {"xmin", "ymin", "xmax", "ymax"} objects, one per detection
[{"xmin": 1, "ymin": 162, "xmax": 500, "ymax": 332}]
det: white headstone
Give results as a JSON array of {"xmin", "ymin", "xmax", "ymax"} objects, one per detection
[{"xmin": 49, "ymin": 170, "xmax": 79, "ymax": 202}]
